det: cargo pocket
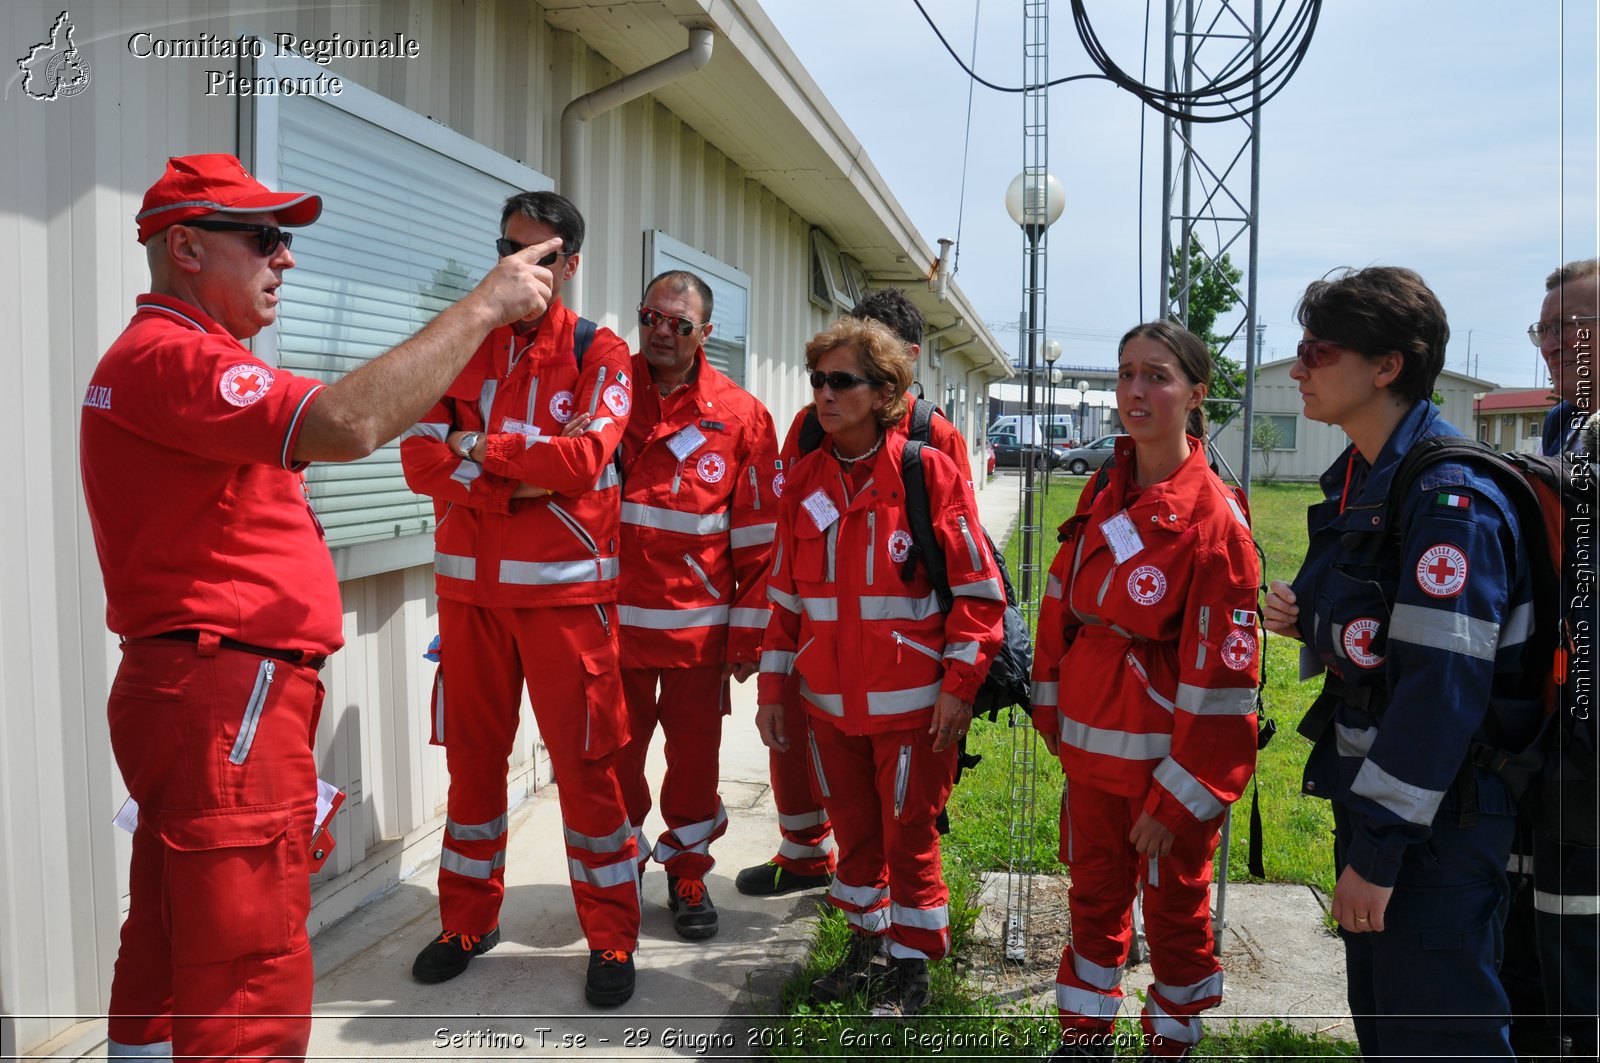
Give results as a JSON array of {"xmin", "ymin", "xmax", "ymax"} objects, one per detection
[
  {"xmin": 160, "ymin": 804, "xmax": 294, "ymax": 965},
  {"xmin": 428, "ymin": 664, "xmax": 446, "ymax": 747},
  {"xmin": 579, "ymin": 641, "xmax": 626, "ymax": 761}
]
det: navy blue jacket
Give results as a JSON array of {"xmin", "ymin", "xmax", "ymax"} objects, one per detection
[
  {"xmin": 1543, "ymin": 400, "xmax": 1577, "ymax": 457},
  {"xmin": 1295, "ymin": 401, "xmax": 1536, "ymax": 888}
]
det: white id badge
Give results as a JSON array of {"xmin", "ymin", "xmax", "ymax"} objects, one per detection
[
  {"xmin": 1100, "ymin": 510, "xmax": 1145, "ymax": 564},
  {"xmin": 802, "ymin": 489, "xmax": 841, "ymax": 531},
  {"xmin": 668, "ymin": 424, "xmax": 707, "ymax": 461},
  {"xmin": 500, "ymin": 417, "xmax": 544, "ymax": 442}
]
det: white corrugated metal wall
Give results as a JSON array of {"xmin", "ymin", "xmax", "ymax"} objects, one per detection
[{"xmin": 0, "ymin": 0, "xmax": 922, "ymax": 1053}]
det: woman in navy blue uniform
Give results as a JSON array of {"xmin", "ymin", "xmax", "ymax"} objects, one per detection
[{"xmin": 1263, "ymin": 267, "xmax": 1535, "ymax": 1061}]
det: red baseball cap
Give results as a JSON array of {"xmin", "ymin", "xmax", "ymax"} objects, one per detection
[{"xmin": 135, "ymin": 153, "xmax": 322, "ymax": 244}]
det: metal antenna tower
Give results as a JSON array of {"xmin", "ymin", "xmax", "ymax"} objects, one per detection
[{"xmin": 1003, "ymin": 0, "xmax": 1051, "ymax": 965}]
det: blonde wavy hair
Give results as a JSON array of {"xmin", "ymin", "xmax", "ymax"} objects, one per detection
[{"xmin": 803, "ymin": 316, "xmax": 912, "ymax": 430}]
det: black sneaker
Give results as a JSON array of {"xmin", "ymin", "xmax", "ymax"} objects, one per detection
[
  {"xmin": 666, "ymin": 875, "xmax": 719, "ymax": 940},
  {"xmin": 868, "ymin": 957, "xmax": 931, "ymax": 1019},
  {"xmin": 810, "ymin": 932, "xmax": 883, "ymax": 1003},
  {"xmin": 585, "ymin": 948, "xmax": 635, "ymax": 1006},
  {"xmin": 734, "ymin": 859, "xmax": 833, "ymax": 896},
  {"xmin": 411, "ymin": 927, "xmax": 500, "ymax": 983}
]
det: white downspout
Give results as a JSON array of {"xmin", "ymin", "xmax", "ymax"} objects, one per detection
[{"xmin": 560, "ymin": 27, "xmax": 715, "ymax": 198}]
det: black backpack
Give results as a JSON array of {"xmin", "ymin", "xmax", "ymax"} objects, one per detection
[
  {"xmin": 1382, "ymin": 437, "xmax": 1594, "ymax": 845},
  {"xmin": 899, "ymin": 440, "xmax": 1034, "ymax": 722}
]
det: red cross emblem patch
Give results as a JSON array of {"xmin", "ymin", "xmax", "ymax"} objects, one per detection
[
  {"xmin": 219, "ymin": 363, "xmax": 273, "ymax": 407},
  {"xmin": 1416, "ymin": 543, "xmax": 1468, "ymax": 598},
  {"xmin": 1221, "ymin": 628, "xmax": 1257, "ymax": 672},
  {"xmin": 773, "ymin": 471, "xmax": 786, "ymax": 498},
  {"xmin": 888, "ymin": 529, "xmax": 913, "ymax": 565},
  {"xmin": 1127, "ymin": 564, "xmax": 1167, "ymax": 605},
  {"xmin": 697, "ymin": 452, "xmax": 727, "ymax": 484},
  {"xmin": 549, "ymin": 390, "xmax": 576, "ymax": 423},
  {"xmin": 1342, "ymin": 617, "xmax": 1384, "ymax": 669},
  {"xmin": 603, "ymin": 384, "xmax": 631, "ymax": 417}
]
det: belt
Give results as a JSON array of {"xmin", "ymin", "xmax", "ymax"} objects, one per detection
[{"xmin": 153, "ymin": 629, "xmax": 328, "ymax": 671}]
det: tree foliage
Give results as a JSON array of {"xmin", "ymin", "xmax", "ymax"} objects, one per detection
[
  {"xmin": 1252, "ymin": 416, "xmax": 1282, "ymax": 483},
  {"xmin": 1168, "ymin": 238, "xmax": 1245, "ymax": 429}
]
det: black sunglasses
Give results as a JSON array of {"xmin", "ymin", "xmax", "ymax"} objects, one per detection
[
  {"xmin": 810, "ymin": 369, "xmax": 881, "ymax": 391},
  {"xmin": 185, "ymin": 220, "xmax": 292, "ymax": 256},
  {"xmin": 495, "ymin": 238, "xmax": 569, "ymax": 267},
  {"xmin": 638, "ymin": 306, "xmax": 705, "ymax": 337}
]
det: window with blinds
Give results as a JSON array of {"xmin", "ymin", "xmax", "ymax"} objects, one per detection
[
  {"xmin": 252, "ymin": 51, "xmax": 551, "ymax": 563},
  {"xmin": 645, "ymin": 231, "xmax": 751, "ymax": 387}
]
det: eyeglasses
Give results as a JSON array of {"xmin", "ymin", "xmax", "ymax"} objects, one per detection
[
  {"xmin": 809, "ymin": 369, "xmax": 881, "ymax": 391},
  {"xmin": 1528, "ymin": 314, "xmax": 1599, "ymax": 347},
  {"xmin": 1295, "ymin": 338, "xmax": 1348, "ymax": 370},
  {"xmin": 637, "ymin": 306, "xmax": 705, "ymax": 337},
  {"xmin": 495, "ymin": 238, "xmax": 569, "ymax": 267},
  {"xmin": 184, "ymin": 220, "xmax": 292, "ymax": 256}
]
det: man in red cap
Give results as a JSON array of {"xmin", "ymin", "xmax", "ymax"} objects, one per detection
[{"xmin": 80, "ymin": 153, "xmax": 558, "ymax": 1061}]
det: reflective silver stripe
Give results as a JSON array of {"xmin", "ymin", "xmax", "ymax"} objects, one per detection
[
  {"xmin": 684, "ymin": 553, "xmax": 721, "ymax": 599},
  {"xmin": 1534, "ymin": 889, "xmax": 1600, "ymax": 916},
  {"xmin": 887, "ymin": 938, "xmax": 939, "ymax": 960},
  {"xmin": 587, "ymin": 416, "xmax": 616, "ymax": 433},
  {"xmin": 860, "ymin": 592, "xmax": 942, "ymax": 622},
  {"xmin": 846, "ymin": 907, "xmax": 892, "ymax": 934},
  {"xmin": 801, "ymin": 680, "xmax": 845, "ymax": 717},
  {"xmin": 731, "ymin": 522, "xmax": 777, "ymax": 548},
  {"xmin": 1507, "ymin": 852, "xmax": 1534, "ymax": 875},
  {"xmin": 441, "ymin": 848, "xmax": 506, "ymax": 879},
  {"xmin": 779, "ymin": 809, "xmax": 829, "ymax": 830},
  {"xmin": 1056, "ymin": 982, "xmax": 1123, "ymax": 1022},
  {"xmin": 1336, "ymin": 722, "xmax": 1377, "ymax": 759},
  {"xmin": 1058, "ymin": 716, "xmax": 1172, "ymax": 761},
  {"xmin": 893, "ymin": 744, "xmax": 911, "ymax": 818},
  {"xmin": 1032, "ymin": 680, "xmax": 1060, "ymax": 707},
  {"xmin": 1144, "ymin": 996, "xmax": 1203, "ymax": 1044},
  {"xmin": 770, "ymin": 539, "xmax": 783, "ymax": 578},
  {"xmin": 1351, "ymin": 758, "xmax": 1445, "ymax": 826},
  {"xmin": 1045, "ymin": 573, "xmax": 1063, "ymax": 600},
  {"xmin": 778, "ymin": 836, "xmax": 836, "ymax": 861},
  {"xmin": 957, "ymin": 515, "xmax": 983, "ymax": 569},
  {"xmin": 618, "ymin": 604, "xmax": 729, "ymax": 629},
  {"xmin": 547, "ymin": 501, "xmax": 600, "ymax": 554},
  {"xmin": 620, "ymin": 502, "xmax": 730, "ymax": 536},
  {"xmin": 809, "ymin": 729, "xmax": 832, "ymax": 797},
  {"xmin": 1126, "ymin": 653, "xmax": 1178, "ymax": 713},
  {"xmin": 664, "ymin": 802, "xmax": 728, "ymax": 850},
  {"xmin": 1389, "ymin": 603, "xmax": 1499, "ymax": 661},
  {"xmin": 563, "ymin": 820, "xmax": 632, "ymax": 854},
  {"xmin": 802, "ymin": 596, "xmax": 840, "ymax": 621},
  {"xmin": 449, "ymin": 814, "xmax": 509, "ymax": 842},
  {"xmin": 890, "ymin": 902, "xmax": 949, "ymax": 930},
  {"xmin": 761, "ymin": 649, "xmax": 797, "ymax": 674},
  {"xmin": 229, "ymin": 659, "xmax": 274, "ymax": 765},
  {"xmin": 831, "ymin": 878, "xmax": 888, "ymax": 908},
  {"xmin": 1174, "ymin": 683, "xmax": 1255, "ymax": 716},
  {"xmin": 1073, "ymin": 949, "xmax": 1123, "ymax": 991},
  {"xmin": 592, "ymin": 463, "xmax": 620, "ymax": 491},
  {"xmin": 943, "ymin": 640, "xmax": 980, "ymax": 665},
  {"xmin": 568, "ymin": 856, "xmax": 639, "ymax": 889},
  {"xmin": 866, "ymin": 511, "xmax": 876, "ymax": 585},
  {"xmin": 825, "ymin": 521, "xmax": 838, "ymax": 582},
  {"xmin": 478, "ymin": 379, "xmax": 498, "ymax": 429},
  {"xmin": 730, "ymin": 607, "xmax": 769, "ymax": 629},
  {"xmin": 107, "ymin": 1038, "xmax": 174, "ymax": 1058},
  {"xmin": 1153, "ymin": 758, "xmax": 1224, "ymax": 821},
  {"xmin": 433, "ymin": 669, "xmax": 446, "ymax": 742},
  {"xmin": 1196, "ymin": 606, "xmax": 1210, "ymax": 671},
  {"xmin": 500, "ymin": 557, "xmax": 619, "ymax": 585},
  {"xmin": 1225, "ymin": 495, "xmax": 1250, "ymax": 531},
  {"xmin": 768, "ymin": 586, "xmax": 802, "ymax": 613},
  {"xmin": 868, "ymin": 680, "xmax": 943, "ymax": 716},
  {"xmin": 435, "ymin": 552, "xmax": 477, "ymax": 580},
  {"xmin": 952, "ymin": 577, "xmax": 1004, "ymax": 601},
  {"xmin": 1500, "ymin": 600, "xmax": 1534, "ymax": 650},
  {"xmin": 403, "ymin": 421, "xmax": 450, "ymax": 441},
  {"xmin": 450, "ymin": 459, "xmax": 483, "ymax": 487}
]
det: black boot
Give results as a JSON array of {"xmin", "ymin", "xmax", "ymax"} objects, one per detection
[
  {"xmin": 667, "ymin": 875, "xmax": 719, "ymax": 940},
  {"xmin": 810, "ymin": 932, "xmax": 883, "ymax": 1002},
  {"xmin": 734, "ymin": 859, "xmax": 833, "ymax": 896},
  {"xmin": 585, "ymin": 948, "xmax": 635, "ymax": 1006},
  {"xmin": 869, "ymin": 957, "xmax": 931, "ymax": 1019},
  {"xmin": 411, "ymin": 927, "xmax": 500, "ymax": 984}
]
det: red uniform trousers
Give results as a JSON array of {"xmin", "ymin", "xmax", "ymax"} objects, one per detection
[
  {"xmin": 106, "ymin": 637, "xmax": 323, "ymax": 1061},
  {"xmin": 765, "ymin": 673, "xmax": 836, "ymax": 877},
  {"xmin": 617, "ymin": 664, "xmax": 730, "ymax": 880},
  {"xmin": 809, "ymin": 717, "xmax": 957, "ymax": 960},
  {"xmin": 435, "ymin": 599, "xmax": 639, "ymax": 951},
  {"xmin": 1054, "ymin": 781, "xmax": 1225, "ymax": 1058}
]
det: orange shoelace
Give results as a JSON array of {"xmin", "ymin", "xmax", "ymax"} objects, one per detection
[
  {"xmin": 598, "ymin": 949, "xmax": 630, "ymax": 964},
  {"xmin": 675, "ymin": 879, "xmax": 707, "ymax": 906},
  {"xmin": 437, "ymin": 930, "xmax": 483, "ymax": 952}
]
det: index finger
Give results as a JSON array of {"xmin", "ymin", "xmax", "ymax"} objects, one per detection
[{"xmin": 512, "ymin": 236, "xmax": 564, "ymax": 261}]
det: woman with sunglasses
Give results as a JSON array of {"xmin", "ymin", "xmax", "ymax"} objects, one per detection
[
  {"xmin": 1263, "ymin": 267, "xmax": 1535, "ymax": 1061},
  {"xmin": 1031, "ymin": 321, "xmax": 1260, "ymax": 1060},
  {"xmin": 755, "ymin": 316, "xmax": 1003, "ymax": 1019}
]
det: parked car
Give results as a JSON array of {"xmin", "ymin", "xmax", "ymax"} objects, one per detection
[
  {"xmin": 1060, "ymin": 434, "xmax": 1123, "ymax": 475},
  {"xmin": 988, "ymin": 428, "xmax": 1069, "ymax": 470}
]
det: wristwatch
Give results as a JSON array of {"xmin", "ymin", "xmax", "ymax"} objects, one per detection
[{"xmin": 457, "ymin": 432, "xmax": 482, "ymax": 460}]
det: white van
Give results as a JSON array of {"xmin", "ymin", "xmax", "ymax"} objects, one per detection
[{"xmin": 988, "ymin": 413, "xmax": 1074, "ymax": 448}]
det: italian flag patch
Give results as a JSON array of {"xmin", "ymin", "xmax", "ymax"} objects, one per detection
[
  {"xmin": 1232, "ymin": 608, "xmax": 1256, "ymax": 625},
  {"xmin": 1435, "ymin": 493, "xmax": 1472, "ymax": 509}
]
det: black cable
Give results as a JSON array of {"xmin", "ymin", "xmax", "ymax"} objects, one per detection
[{"xmin": 910, "ymin": 0, "xmax": 1110, "ymax": 93}]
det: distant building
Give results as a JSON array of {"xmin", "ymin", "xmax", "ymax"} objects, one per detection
[{"xmin": 1474, "ymin": 388, "xmax": 1558, "ymax": 453}]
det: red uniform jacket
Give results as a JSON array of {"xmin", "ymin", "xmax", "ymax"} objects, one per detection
[
  {"xmin": 400, "ymin": 300, "xmax": 631, "ymax": 608},
  {"xmin": 759, "ymin": 432, "xmax": 1004, "ymax": 735},
  {"xmin": 617, "ymin": 350, "xmax": 781, "ymax": 668},
  {"xmin": 1031, "ymin": 437, "xmax": 1260, "ymax": 832},
  {"xmin": 779, "ymin": 401, "xmax": 974, "ymax": 493}
]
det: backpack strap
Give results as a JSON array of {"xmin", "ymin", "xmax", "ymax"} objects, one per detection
[
  {"xmin": 572, "ymin": 316, "xmax": 597, "ymax": 368},
  {"xmin": 909, "ymin": 398, "xmax": 940, "ymax": 443},
  {"xmin": 798, "ymin": 406, "xmax": 825, "ymax": 456},
  {"xmin": 900, "ymin": 440, "xmax": 955, "ymax": 612}
]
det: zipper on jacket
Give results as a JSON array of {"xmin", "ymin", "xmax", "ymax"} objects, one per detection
[
  {"xmin": 229, "ymin": 659, "xmax": 276, "ymax": 765},
  {"xmin": 893, "ymin": 630, "xmax": 943, "ymax": 664},
  {"xmin": 749, "ymin": 466, "xmax": 761, "ymax": 510},
  {"xmin": 892, "ymin": 744, "xmax": 912, "ymax": 819},
  {"xmin": 1196, "ymin": 606, "xmax": 1211, "ymax": 670},
  {"xmin": 808, "ymin": 730, "xmax": 831, "ymax": 799},
  {"xmin": 548, "ymin": 501, "xmax": 600, "ymax": 557},
  {"xmin": 684, "ymin": 553, "xmax": 721, "ymax": 599},
  {"xmin": 956, "ymin": 514, "xmax": 982, "ymax": 571},
  {"xmin": 824, "ymin": 521, "xmax": 839, "ymax": 583},
  {"xmin": 866, "ymin": 511, "xmax": 877, "ymax": 585},
  {"xmin": 594, "ymin": 603, "xmax": 610, "ymax": 637},
  {"xmin": 526, "ymin": 374, "xmax": 540, "ymax": 428},
  {"xmin": 672, "ymin": 459, "xmax": 684, "ymax": 494}
]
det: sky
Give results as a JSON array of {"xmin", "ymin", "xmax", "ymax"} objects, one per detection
[{"xmin": 765, "ymin": 0, "xmax": 1599, "ymax": 390}]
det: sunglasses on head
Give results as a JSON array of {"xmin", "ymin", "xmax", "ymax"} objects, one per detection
[
  {"xmin": 184, "ymin": 220, "xmax": 292, "ymax": 256},
  {"xmin": 637, "ymin": 306, "xmax": 704, "ymax": 337},
  {"xmin": 495, "ymin": 238, "xmax": 569, "ymax": 267},
  {"xmin": 1295, "ymin": 338, "xmax": 1347, "ymax": 370},
  {"xmin": 809, "ymin": 369, "xmax": 880, "ymax": 391}
]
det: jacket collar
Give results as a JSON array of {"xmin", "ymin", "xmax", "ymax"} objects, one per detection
[
  {"xmin": 1316, "ymin": 399, "xmax": 1440, "ymax": 509},
  {"xmin": 1103, "ymin": 434, "xmax": 1212, "ymax": 535},
  {"xmin": 134, "ymin": 293, "xmax": 230, "ymax": 336}
]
